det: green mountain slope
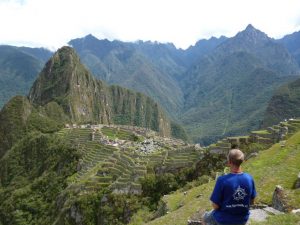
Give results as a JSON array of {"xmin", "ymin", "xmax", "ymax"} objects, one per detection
[
  {"xmin": 183, "ymin": 36, "xmax": 227, "ymax": 67},
  {"xmin": 69, "ymin": 35, "xmax": 184, "ymax": 116},
  {"xmin": 0, "ymin": 131, "xmax": 80, "ymax": 225},
  {"xmin": 0, "ymin": 45, "xmax": 52, "ymax": 108},
  {"xmin": 142, "ymin": 128, "xmax": 300, "ymax": 225},
  {"xmin": 181, "ymin": 25, "xmax": 300, "ymax": 144},
  {"xmin": 0, "ymin": 121, "xmax": 195, "ymax": 224},
  {"xmin": 262, "ymin": 77, "xmax": 300, "ymax": 127},
  {"xmin": 278, "ymin": 30, "xmax": 300, "ymax": 67}
]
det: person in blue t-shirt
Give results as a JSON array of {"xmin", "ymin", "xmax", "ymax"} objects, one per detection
[{"xmin": 203, "ymin": 149, "xmax": 257, "ymax": 225}]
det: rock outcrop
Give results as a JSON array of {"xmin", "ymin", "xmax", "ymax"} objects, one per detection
[{"xmin": 272, "ymin": 185, "xmax": 290, "ymax": 212}]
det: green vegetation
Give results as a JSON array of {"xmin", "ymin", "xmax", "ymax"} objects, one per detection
[
  {"xmin": 3, "ymin": 25, "xmax": 300, "ymax": 145},
  {"xmin": 170, "ymin": 122, "xmax": 188, "ymax": 142},
  {"xmin": 2, "ymin": 27, "xmax": 300, "ymax": 224},
  {"xmin": 143, "ymin": 130, "xmax": 300, "ymax": 225},
  {"xmin": 263, "ymin": 78, "xmax": 300, "ymax": 127},
  {"xmin": 0, "ymin": 132, "xmax": 79, "ymax": 225},
  {"xmin": 251, "ymin": 130, "xmax": 270, "ymax": 135},
  {"xmin": 28, "ymin": 46, "xmax": 186, "ymax": 139},
  {"xmin": 0, "ymin": 45, "xmax": 51, "ymax": 108},
  {"xmin": 101, "ymin": 126, "xmax": 138, "ymax": 141},
  {"xmin": 69, "ymin": 35, "xmax": 184, "ymax": 117}
]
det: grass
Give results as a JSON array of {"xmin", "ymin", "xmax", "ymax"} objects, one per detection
[
  {"xmin": 143, "ymin": 130, "xmax": 300, "ymax": 225},
  {"xmin": 101, "ymin": 126, "xmax": 136, "ymax": 140},
  {"xmin": 244, "ymin": 131, "xmax": 300, "ymax": 207},
  {"xmin": 251, "ymin": 130, "xmax": 271, "ymax": 135}
]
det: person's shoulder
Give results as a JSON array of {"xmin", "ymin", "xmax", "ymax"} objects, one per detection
[
  {"xmin": 242, "ymin": 172, "xmax": 255, "ymax": 180},
  {"xmin": 217, "ymin": 173, "xmax": 232, "ymax": 182}
]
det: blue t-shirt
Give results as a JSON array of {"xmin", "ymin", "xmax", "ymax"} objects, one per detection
[{"xmin": 210, "ymin": 173, "xmax": 257, "ymax": 224}]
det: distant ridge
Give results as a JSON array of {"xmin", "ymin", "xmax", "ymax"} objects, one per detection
[
  {"xmin": 0, "ymin": 45, "xmax": 52, "ymax": 108},
  {"xmin": 180, "ymin": 24, "xmax": 300, "ymax": 144},
  {"xmin": 68, "ymin": 35, "xmax": 185, "ymax": 116}
]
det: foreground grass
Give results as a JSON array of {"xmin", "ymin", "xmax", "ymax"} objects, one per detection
[{"xmin": 141, "ymin": 131, "xmax": 300, "ymax": 225}]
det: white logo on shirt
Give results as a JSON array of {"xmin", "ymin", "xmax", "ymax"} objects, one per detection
[{"xmin": 233, "ymin": 186, "xmax": 247, "ymax": 201}]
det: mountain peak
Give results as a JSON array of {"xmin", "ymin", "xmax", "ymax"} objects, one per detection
[
  {"xmin": 54, "ymin": 46, "xmax": 79, "ymax": 61},
  {"xmin": 245, "ymin": 24, "xmax": 255, "ymax": 31},
  {"xmin": 234, "ymin": 24, "xmax": 269, "ymax": 44},
  {"xmin": 28, "ymin": 46, "xmax": 93, "ymax": 105},
  {"xmin": 84, "ymin": 34, "xmax": 98, "ymax": 40}
]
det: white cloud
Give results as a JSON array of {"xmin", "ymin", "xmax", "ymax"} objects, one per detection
[{"xmin": 0, "ymin": 0, "xmax": 300, "ymax": 49}]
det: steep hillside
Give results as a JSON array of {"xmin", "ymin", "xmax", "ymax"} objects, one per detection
[
  {"xmin": 262, "ymin": 77, "xmax": 300, "ymax": 127},
  {"xmin": 0, "ymin": 96, "xmax": 33, "ymax": 158},
  {"xmin": 133, "ymin": 40, "xmax": 186, "ymax": 80},
  {"xmin": 0, "ymin": 45, "xmax": 52, "ymax": 108},
  {"xmin": 139, "ymin": 126, "xmax": 300, "ymax": 225},
  {"xmin": 0, "ymin": 124, "xmax": 198, "ymax": 225},
  {"xmin": 68, "ymin": 35, "xmax": 184, "ymax": 116},
  {"xmin": 181, "ymin": 24, "xmax": 300, "ymax": 144},
  {"xmin": 278, "ymin": 30, "xmax": 300, "ymax": 66}
]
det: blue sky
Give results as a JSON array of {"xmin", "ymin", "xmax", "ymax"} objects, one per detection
[{"xmin": 1, "ymin": 0, "xmax": 300, "ymax": 50}]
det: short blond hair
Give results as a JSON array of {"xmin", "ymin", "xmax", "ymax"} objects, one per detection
[{"xmin": 228, "ymin": 149, "xmax": 244, "ymax": 166}]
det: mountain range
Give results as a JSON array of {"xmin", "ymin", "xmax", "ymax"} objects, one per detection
[
  {"xmin": 1, "ymin": 24, "xmax": 300, "ymax": 144},
  {"xmin": 0, "ymin": 45, "xmax": 52, "ymax": 107},
  {"xmin": 1, "ymin": 25, "xmax": 300, "ymax": 225}
]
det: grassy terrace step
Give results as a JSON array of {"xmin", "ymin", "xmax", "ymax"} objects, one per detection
[
  {"xmin": 164, "ymin": 161, "xmax": 191, "ymax": 167},
  {"xmin": 115, "ymin": 160, "xmax": 133, "ymax": 169},
  {"xmin": 134, "ymin": 165, "xmax": 147, "ymax": 170},
  {"xmin": 164, "ymin": 159, "xmax": 196, "ymax": 165},
  {"xmin": 131, "ymin": 182, "xmax": 142, "ymax": 188},
  {"xmin": 101, "ymin": 127, "xmax": 134, "ymax": 140},
  {"xmin": 216, "ymin": 142, "xmax": 232, "ymax": 147},
  {"xmin": 91, "ymin": 176, "xmax": 113, "ymax": 183},
  {"xmin": 113, "ymin": 163, "xmax": 132, "ymax": 175},
  {"xmin": 167, "ymin": 155, "xmax": 198, "ymax": 160},
  {"xmin": 117, "ymin": 177, "xmax": 132, "ymax": 183},
  {"xmin": 106, "ymin": 166, "xmax": 125, "ymax": 176},
  {"xmin": 118, "ymin": 156, "xmax": 135, "ymax": 168},
  {"xmin": 167, "ymin": 151, "xmax": 198, "ymax": 156},
  {"xmin": 83, "ymin": 182, "xmax": 111, "ymax": 191}
]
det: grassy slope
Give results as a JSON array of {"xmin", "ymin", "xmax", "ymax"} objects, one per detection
[{"xmin": 144, "ymin": 130, "xmax": 300, "ymax": 225}]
